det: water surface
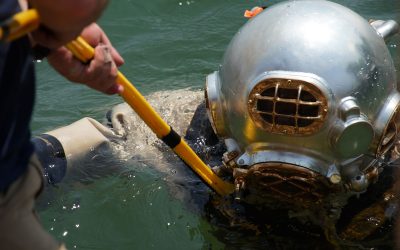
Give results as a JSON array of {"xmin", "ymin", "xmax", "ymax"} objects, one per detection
[{"xmin": 34, "ymin": 0, "xmax": 400, "ymax": 249}]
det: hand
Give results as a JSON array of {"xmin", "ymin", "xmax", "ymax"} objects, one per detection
[
  {"xmin": 29, "ymin": 0, "xmax": 108, "ymax": 49},
  {"xmin": 47, "ymin": 23, "xmax": 125, "ymax": 95}
]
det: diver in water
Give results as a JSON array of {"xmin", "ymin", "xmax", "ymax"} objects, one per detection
[{"xmin": 33, "ymin": 0, "xmax": 400, "ymax": 248}]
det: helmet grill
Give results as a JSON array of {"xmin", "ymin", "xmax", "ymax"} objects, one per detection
[
  {"xmin": 248, "ymin": 78, "xmax": 327, "ymax": 135},
  {"xmin": 241, "ymin": 163, "xmax": 334, "ymax": 208}
]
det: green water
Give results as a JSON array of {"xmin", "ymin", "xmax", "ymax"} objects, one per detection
[{"xmin": 34, "ymin": 0, "xmax": 400, "ymax": 249}]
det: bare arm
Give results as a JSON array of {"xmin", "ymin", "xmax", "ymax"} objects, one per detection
[
  {"xmin": 21, "ymin": 0, "xmax": 124, "ymax": 94},
  {"xmin": 28, "ymin": 0, "xmax": 109, "ymax": 48}
]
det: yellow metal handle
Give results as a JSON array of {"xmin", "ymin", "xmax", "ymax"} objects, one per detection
[
  {"xmin": 66, "ymin": 38, "xmax": 234, "ymax": 196},
  {"xmin": 0, "ymin": 9, "xmax": 39, "ymax": 41}
]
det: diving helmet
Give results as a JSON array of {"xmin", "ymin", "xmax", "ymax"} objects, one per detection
[{"xmin": 206, "ymin": 0, "xmax": 399, "ymax": 209}]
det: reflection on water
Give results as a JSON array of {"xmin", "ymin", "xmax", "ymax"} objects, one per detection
[
  {"xmin": 35, "ymin": 0, "xmax": 400, "ymax": 249},
  {"xmin": 40, "ymin": 169, "xmax": 220, "ymax": 249}
]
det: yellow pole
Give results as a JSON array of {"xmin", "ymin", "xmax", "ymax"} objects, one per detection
[
  {"xmin": 66, "ymin": 38, "xmax": 234, "ymax": 196},
  {"xmin": 0, "ymin": 9, "xmax": 39, "ymax": 41},
  {"xmin": 1, "ymin": 9, "xmax": 234, "ymax": 196}
]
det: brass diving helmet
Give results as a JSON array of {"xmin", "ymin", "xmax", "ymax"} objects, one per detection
[{"xmin": 206, "ymin": 0, "xmax": 399, "ymax": 220}]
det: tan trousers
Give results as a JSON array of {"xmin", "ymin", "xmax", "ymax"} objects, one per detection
[{"xmin": 0, "ymin": 155, "xmax": 66, "ymax": 250}]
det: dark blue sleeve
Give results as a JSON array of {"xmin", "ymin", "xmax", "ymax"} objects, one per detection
[
  {"xmin": 0, "ymin": 0, "xmax": 18, "ymax": 73},
  {"xmin": 0, "ymin": 1, "xmax": 36, "ymax": 191},
  {"xmin": 0, "ymin": 1, "xmax": 19, "ymax": 21}
]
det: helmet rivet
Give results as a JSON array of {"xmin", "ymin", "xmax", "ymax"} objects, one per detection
[{"xmin": 329, "ymin": 174, "xmax": 342, "ymax": 184}]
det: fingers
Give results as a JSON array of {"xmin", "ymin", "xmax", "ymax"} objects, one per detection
[
  {"xmin": 84, "ymin": 44, "xmax": 123, "ymax": 95},
  {"xmin": 110, "ymin": 46, "xmax": 125, "ymax": 67},
  {"xmin": 81, "ymin": 23, "xmax": 125, "ymax": 66},
  {"xmin": 98, "ymin": 28, "xmax": 124, "ymax": 66}
]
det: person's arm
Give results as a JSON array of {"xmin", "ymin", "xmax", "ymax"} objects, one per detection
[
  {"xmin": 28, "ymin": 0, "xmax": 108, "ymax": 49},
  {"xmin": 23, "ymin": 0, "xmax": 124, "ymax": 94}
]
